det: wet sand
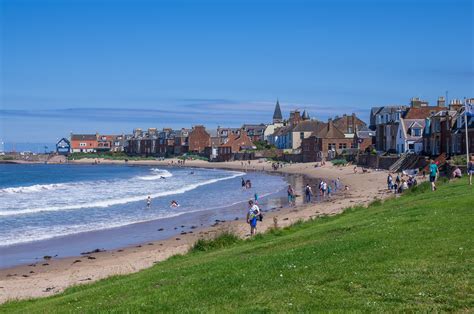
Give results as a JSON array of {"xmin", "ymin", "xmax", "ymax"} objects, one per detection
[{"xmin": 0, "ymin": 160, "xmax": 391, "ymax": 303}]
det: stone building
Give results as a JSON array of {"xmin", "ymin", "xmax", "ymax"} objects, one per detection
[{"xmin": 188, "ymin": 125, "xmax": 211, "ymax": 154}]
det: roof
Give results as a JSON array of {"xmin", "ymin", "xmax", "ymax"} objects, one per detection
[
  {"xmin": 71, "ymin": 134, "xmax": 97, "ymax": 141},
  {"xmin": 242, "ymin": 124, "xmax": 267, "ymax": 131},
  {"xmin": 403, "ymin": 106, "xmax": 444, "ymax": 119},
  {"xmin": 302, "ymin": 110, "xmax": 310, "ymax": 120},
  {"xmin": 377, "ymin": 105, "xmax": 406, "ymax": 115},
  {"xmin": 401, "ymin": 118, "xmax": 426, "ymax": 140},
  {"xmin": 292, "ymin": 120, "xmax": 325, "ymax": 132},
  {"xmin": 273, "ymin": 100, "xmax": 283, "ymax": 121},
  {"xmin": 333, "ymin": 114, "xmax": 366, "ymax": 133},
  {"xmin": 272, "ymin": 125, "xmax": 293, "ymax": 136},
  {"xmin": 313, "ymin": 122, "xmax": 345, "ymax": 139}
]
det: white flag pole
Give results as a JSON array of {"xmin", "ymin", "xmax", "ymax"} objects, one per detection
[{"xmin": 464, "ymin": 98, "xmax": 470, "ymax": 175}]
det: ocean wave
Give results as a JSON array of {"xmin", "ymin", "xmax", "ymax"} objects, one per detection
[
  {"xmin": 137, "ymin": 168, "xmax": 173, "ymax": 180},
  {"xmin": 0, "ymin": 171, "xmax": 244, "ymax": 217},
  {"xmin": 0, "ymin": 183, "xmax": 67, "ymax": 194}
]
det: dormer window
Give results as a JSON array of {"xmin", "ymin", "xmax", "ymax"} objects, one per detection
[{"xmin": 412, "ymin": 128, "xmax": 421, "ymax": 137}]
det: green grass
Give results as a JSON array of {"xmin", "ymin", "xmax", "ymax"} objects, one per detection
[{"xmin": 2, "ymin": 179, "xmax": 473, "ymax": 312}]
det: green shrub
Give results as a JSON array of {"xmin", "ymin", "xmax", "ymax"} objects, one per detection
[
  {"xmin": 450, "ymin": 155, "xmax": 467, "ymax": 166},
  {"xmin": 190, "ymin": 232, "xmax": 240, "ymax": 253},
  {"xmin": 331, "ymin": 159, "xmax": 347, "ymax": 166}
]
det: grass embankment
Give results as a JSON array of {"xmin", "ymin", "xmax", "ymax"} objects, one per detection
[{"xmin": 2, "ymin": 179, "xmax": 473, "ymax": 312}]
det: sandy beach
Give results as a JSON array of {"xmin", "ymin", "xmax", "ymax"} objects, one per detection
[{"xmin": 0, "ymin": 160, "xmax": 392, "ymax": 303}]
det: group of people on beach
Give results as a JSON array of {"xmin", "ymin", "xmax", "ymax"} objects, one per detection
[{"xmin": 387, "ymin": 172, "xmax": 418, "ymax": 194}]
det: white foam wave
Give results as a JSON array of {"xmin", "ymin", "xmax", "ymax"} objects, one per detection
[
  {"xmin": 0, "ymin": 183, "xmax": 67, "ymax": 194},
  {"xmin": 0, "ymin": 171, "xmax": 245, "ymax": 217},
  {"xmin": 137, "ymin": 168, "xmax": 173, "ymax": 180}
]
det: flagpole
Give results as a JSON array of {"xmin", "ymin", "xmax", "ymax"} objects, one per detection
[{"xmin": 464, "ymin": 98, "xmax": 470, "ymax": 175}]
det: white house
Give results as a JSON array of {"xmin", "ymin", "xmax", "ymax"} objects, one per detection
[{"xmin": 396, "ymin": 118, "xmax": 425, "ymax": 154}]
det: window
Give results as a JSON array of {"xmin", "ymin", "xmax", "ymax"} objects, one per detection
[
  {"xmin": 300, "ymin": 132, "xmax": 304, "ymax": 140},
  {"xmin": 338, "ymin": 143, "xmax": 347, "ymax": 149},
  {"xmin": 79, "ymin": 142, "xmax": 86, "ymax": 147},
  {"xmin": 328, "ymin": 143, "xmax": 336, "ymax": 150},
  {"xmin": 348, "ymin": 127, "xmax": 353, "ymax": 133},
  {"xmin": 412, "ymin": 128, "xmax": 421, "ymax": 137}
]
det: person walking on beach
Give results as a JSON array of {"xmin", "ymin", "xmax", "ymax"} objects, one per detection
[
  {"xmin": 146, "ymin": 196, "xmax": 151, "ymax": 208},
  {"xmin": 335, "ymin": 177, "xmax": 341, "ymax": 192},
  {"xmin": 387, "ymin": 173, "xmax": 393, "ymax": 190},
  {"xmin": 468, "ymin": 156, "xmax": 474, "ymax": 185},
  {"xmin": 287, "ymin": 185, "xmax": 295, "ymax": 206},
  {"xmin": 254, "ymin": 192, "xmax": 259, "ymax": 203},
  {"xmin": 241, "ymin": 177, "xmax": 246, "ymax": 190},
  {"xmin": 246, "ymin": 200, "xmax": 260, "ymax": 236},
  {"xmin": 304, "ymin": 184, "xmax": 313, "ymax": 203},
  {"xmin": 322, "ymin": 180, "xmax": 327, "ymax": 197},
  {"xmin": 429, "ymin": 159, "xmax": 439, "ymax": 191}
]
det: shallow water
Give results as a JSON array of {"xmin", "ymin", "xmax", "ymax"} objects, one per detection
[{"xmin": 0, "ymin": 164, "xmax": 287, "ymax": 267}]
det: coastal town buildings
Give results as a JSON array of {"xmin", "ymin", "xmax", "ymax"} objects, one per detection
[
  {"xmin": 241, "ymin": 124, "xmax": 266, "ymax": 143},
  {"xmin": 217, "ymin": 130, "xmax": 255, "ymax": 161},
  {"xmin": 396, "ymin": 118, "xmax": 425, "ymax": 154},
  {"xmin": 70, "ymin": 134, "xmax": 99, "ymax": 153},
  {"xmin": 188, "ymin": 125, "xmax": 211, "ymax": 154},
  {"xmin": 66, "ymin": 95, "xmax": 471, "ymax": 165},
  {"xmin": 301, "ymin": 118, "xmax": 357, "ymax": 162}
]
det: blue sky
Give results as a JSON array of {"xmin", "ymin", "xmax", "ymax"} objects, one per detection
[{"xmin": 1, "ymin": 0, "xmax": 472, "ymax": 144}]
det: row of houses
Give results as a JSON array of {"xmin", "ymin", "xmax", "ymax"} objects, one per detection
[
  {"xmin": 264, "ymin": 101, "xmax": 374, "ymax": 162},
  {"xmin": 69, "ymin": 133, "xmax": 131, "ymax": 153},
  {"xmin": 65, "ymin": 97, "xmax": 472, "ymax": 162},
  {"xmin": 370, "ymin": 96, "xmax": 474, "ymax": 157}
]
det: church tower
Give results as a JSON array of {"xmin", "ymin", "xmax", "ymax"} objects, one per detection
[{"xmin": 273, "ymin": 99, "xmax": 283, "ymax": 123}]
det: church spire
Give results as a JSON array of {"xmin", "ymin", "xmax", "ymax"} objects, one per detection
[{"xmin": 273, "ymin": 99, "xmax": 283, "ymax": 123}]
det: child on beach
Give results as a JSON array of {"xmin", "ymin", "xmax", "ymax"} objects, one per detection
[{"xmin": 246, "ymin": 200, "xmax": 260, "ymax": 236}]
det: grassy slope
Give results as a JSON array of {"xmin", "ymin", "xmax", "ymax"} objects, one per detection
[{"xmin": 2, "ymin": 179, "xmax": 473, "ymax": 312}]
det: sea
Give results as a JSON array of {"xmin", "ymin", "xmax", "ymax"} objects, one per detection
[{"xmin": 0, "ymin": 164, "xmax": 289, "ymax": 268}]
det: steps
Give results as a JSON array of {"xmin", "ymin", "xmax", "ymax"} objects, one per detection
[
  {"xmin": 389, "ymin": 153, "xmax": 420, "ymax": 173},
  {"xmin": 389, "ymin": 153, "xmax": 408, "ymax": 172}
]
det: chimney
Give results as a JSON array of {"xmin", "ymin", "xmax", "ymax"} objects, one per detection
[
  {"xmin": 327, "ymin": 118, "xmax": 333, "ymax": 132},
  {"xmin": 437, "ymin": 96, "xmax": 446, "ymax": 107},
  {"xmin": 352, "ymin": 113, "xmax": 356, "ymax": 134}
]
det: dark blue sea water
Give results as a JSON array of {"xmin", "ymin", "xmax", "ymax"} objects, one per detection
[{"xmin": 0, "ymin": 164, "xmax": 287, "ymax": 249}]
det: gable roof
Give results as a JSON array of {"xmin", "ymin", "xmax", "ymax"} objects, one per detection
[
  {"xmin": 399, "ymin": 118, "xmax": 425, "ymax": 140},
  {"xmin": 333, "ymin": 114, "xmax": 366, "ymax": 133},
  {"xmin": 313, "ymin": 122, "xmax": 345, "ymax": 139},
  {"xmin": 403, "ymin": 106, "xmax": 444, "ymax": 119},
  {"xmin": 71, "ymin": 134, "xmax": 97, "ymax": 141},
  {"xmin": 292, "ymin": 120, "xmax": 325, "ymax": 132}
]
